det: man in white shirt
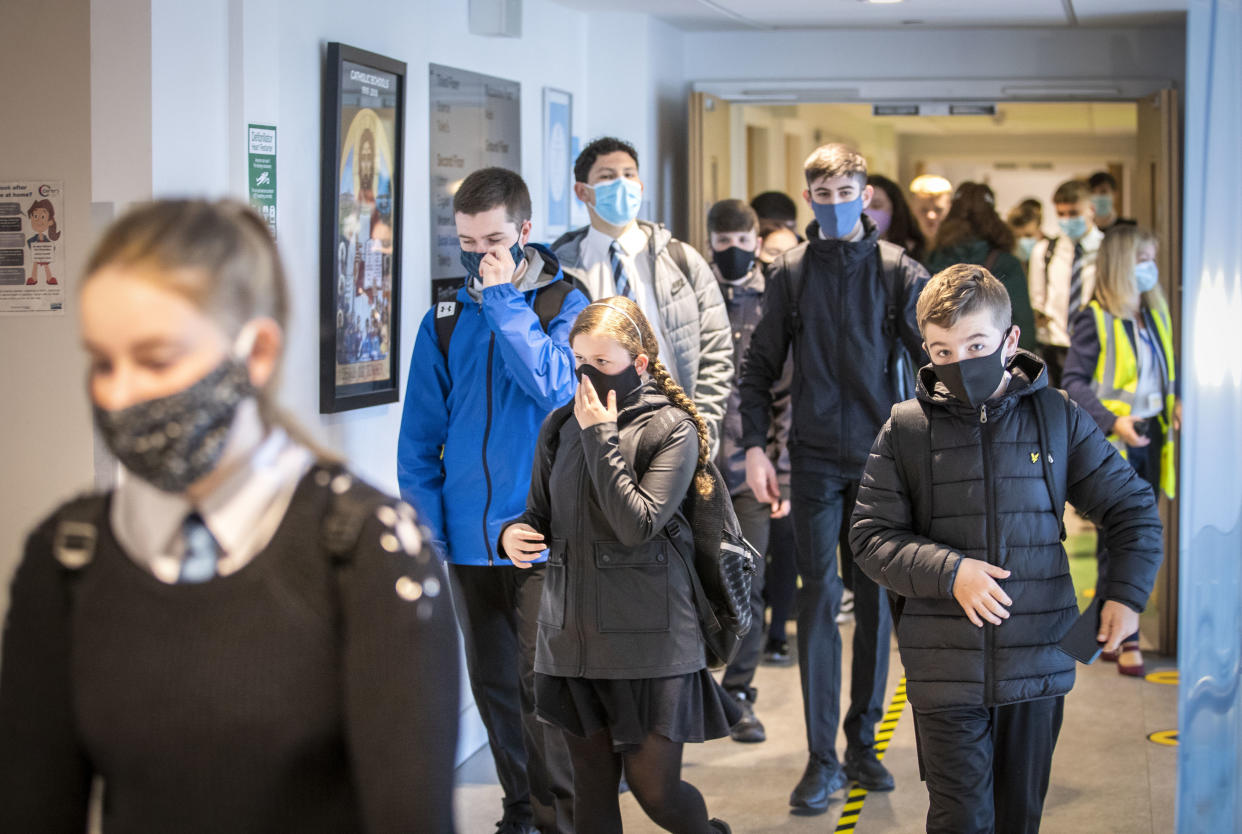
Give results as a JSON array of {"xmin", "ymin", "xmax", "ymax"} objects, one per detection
[
  {"xmin": 550, "ymin": 137, "xmax": 732, "ymax": 446},
  {"xmin": 1028, "ymin": 179, "xmax": 1104, "ymax": 387}
]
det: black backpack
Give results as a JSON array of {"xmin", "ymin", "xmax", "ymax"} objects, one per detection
[
  {"xmin": 546, "ymin": 404, "xmax": 758, "ymax": 667},
  {"xmin": 784, "ymin": 239, "xmax": 916, "ymax": 401},
  {"xmin": 885, "ymin": 386, "xmax": 1072, "ymax": 625}
]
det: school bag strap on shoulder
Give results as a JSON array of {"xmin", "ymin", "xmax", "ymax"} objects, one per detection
[
  {"xmin": 634, "ymin": 407, "xmax": 758, "ymax": 668},
  {"xmin": 52, "ymin": 494, "xmax": 109, "ymax": 573}
]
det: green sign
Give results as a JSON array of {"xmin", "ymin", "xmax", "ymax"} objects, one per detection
[{"xmin": 247, "ymin": 124, "xmax": 277, "ymax": 238}]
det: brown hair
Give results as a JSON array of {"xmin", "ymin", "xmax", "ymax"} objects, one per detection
[
  {"xmin": 1006, "ymin": 198, "xmax": 1042, "ymax": 230},
  {"xmin": 932, "ymin": 182, "xmax": 1015, "ymax": 253},
  {"xmin": 1094, "ymin": 225, "xmax": 1163, "ymax": 317},
  {"xmin": 83, "ymin": 199, "xmax": 334, "ymax": 460},
  {"xmin": 707, "ymin": 199, "xmax": 758, "ymax": 234},
  {"xmin": 803, "ymin": 143, "xmax": 867, "ymax": 187},
  {"xmin": 569, "ymin": 297, "xmax": 713, "ymax": 496},
  {"xmin": 27, "ymin": 199, "xmax": 61, "ymax": 241},
  {"xmin": 916, "ymin": 264, "xmax": 1013, "ymax": 336},
  {"xmin": 453, "ymin": 166, "xmax": 532, "ymax": 226},
  {"xmin": 1053, "ymin": 179, "xmax": 1090, "ymax": 206}
]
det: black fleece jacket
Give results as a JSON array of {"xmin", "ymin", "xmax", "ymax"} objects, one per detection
[
  {"xmin": 849, "ymin": 352, "xmax": 1162, "ymax": 711},
  {"xmin": 739, "ymin": 216, "xmax": 929, "ymax": 476}
]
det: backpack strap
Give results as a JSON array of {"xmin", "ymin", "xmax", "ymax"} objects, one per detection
[
  {"xmin": 668, "ymin": 239, "xmax": 692, "ymax": 283},
  {"xmin": 1029, "ymin": 387, "xmax": 1072, "ymax": 541},
  {"xmin": 532, "ymin": 279, "xmax": 575, "ymax": 333},
  {"xmin": 635, "ymin": 406, "xmax": 691, "ymax": 477},
  {"xmin": 983, "ymin": 248, "xmax": 1002, "ymax": 273},
  {"xmin": 888, "ymin": 400, "xmax": 933, "ymax": 536},
  {"xmin": 433, "ymin": 286, "xmax": 464, "ymax": 362},
  {"xmin": 1042, "ymin": 236, "xmax": 1059, "ymax": 277},
  {"xmin": 784, "ymin": 247, "xmax": 811, "ymax": 337},
  {"xmin": 876, "ymin": 240, "xmax": 906, "ymax": 341}
]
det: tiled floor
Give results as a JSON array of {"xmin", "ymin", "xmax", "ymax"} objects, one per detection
[{"xmin": 454, "ymin": 620, "xmax": 1177, "ymax": 833}]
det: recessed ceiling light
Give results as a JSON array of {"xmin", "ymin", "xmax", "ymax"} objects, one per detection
[{"xmin": 862, "ymin": 0, "xmax": 906, "ymax": 5}]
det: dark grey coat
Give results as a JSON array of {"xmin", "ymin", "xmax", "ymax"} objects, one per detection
[
  {"xmin": 849, "ymin": 352, "xmax": 1162, "ymax": 711},
  {"xmin": 504, "ymin": 384, "xmax": 705, "ymax": 679}
]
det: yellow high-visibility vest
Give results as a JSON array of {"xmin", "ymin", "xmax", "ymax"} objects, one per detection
[{"xmin": 1087, "ymin": 299, "xmax": 1176, "ymax": 498}]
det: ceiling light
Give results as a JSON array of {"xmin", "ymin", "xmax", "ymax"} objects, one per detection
[{"xmin": 862, "ymin": 0, "xmax": 906, "ymax": 4}]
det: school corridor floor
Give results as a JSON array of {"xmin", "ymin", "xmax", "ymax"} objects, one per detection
[{"xmin": 454, "ymin": 617, "xmax": 1178, "ymax": 833}]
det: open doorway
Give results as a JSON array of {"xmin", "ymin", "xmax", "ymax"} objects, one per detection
[{"xmin": 688, "ymin": 92, "xmax": 1181, "ymax": 655}]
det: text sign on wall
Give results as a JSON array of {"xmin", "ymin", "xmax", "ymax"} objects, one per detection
[
  {"xmin": 428, "ymin": 64, "xmax": 521, "ymax": 298},
  {"xmin": 247, "ymin": 124, "xmax": 277, "ymax": 239}
]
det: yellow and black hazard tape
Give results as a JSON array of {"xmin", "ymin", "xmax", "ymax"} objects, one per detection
[{"xmin": 834, "ymin": 678, "xmax": 908, "ymax": 833}]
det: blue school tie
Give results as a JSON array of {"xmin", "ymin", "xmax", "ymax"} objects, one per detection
[
  {"xmin": 1068, "ymin": 242, "xmax": 1084, "ymax": 313},
  {"xmin": 179, "ymin": 512, "xmax": 219, "ymax": 584},
  {"xmin": 609, "ymin": 240, "xmax": 634, "ymax": 300}
]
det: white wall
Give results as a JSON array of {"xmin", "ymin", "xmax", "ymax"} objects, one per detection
[
  {"xmin": 681, "ymin": 25, "xmax": 1187, "ymax": 93},
  {"xmin": 0, "ymin": 0, "xmax": 96, "ymax": 614}
]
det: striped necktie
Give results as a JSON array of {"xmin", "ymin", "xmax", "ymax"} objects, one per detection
[
  {"xmin": 1068, "ymin": 241, "xmax": 1085, "ymax": 314},
  {"xmin": 609, "ymin": 240, "xmax": 634, "ymax": 300},
  {"xmin": 179, "ymin": 512, "xmax": 219, "ymax": 584}
]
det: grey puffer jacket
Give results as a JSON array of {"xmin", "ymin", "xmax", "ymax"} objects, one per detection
[
  {"xmin": 551, "ymin": 222, "xmax": 732, "ymax": 448},
  {"xmin": 503, "ymin": 383, "xmax": 705, "ymax": 679},
  {"xmin": 849, "ymin": 352, "xmax": 1162, "ymax": 712}
]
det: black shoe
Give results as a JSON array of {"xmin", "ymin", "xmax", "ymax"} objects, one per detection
[
  {"xmin": 788, "ymin": 754, "xmax": 847, "ymax": 815},
  {"xmin": 709, "ymin": 819, "xmax": 732, "ymax": 833},
  {"xmin": 762, "ymin": 639, "xmax": 795, "ymax": 666},
  {"xmin": 727, "ymin": 692, "xmax": 766, "ymax": 743},
  {"xmin": 844, "ymin": 747, "xmax": 895, "ymax": 792},
  {"xmin": 495, "ymin": 820, "xmax": 538, "ymax": 834}
]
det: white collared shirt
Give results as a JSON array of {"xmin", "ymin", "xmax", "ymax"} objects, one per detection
[
  {"xmin": 580, "ymin": 224, "xmax": 679, "ymax": 383},
  {"xmin": 111, "ymin": 423, "xmax": 316, "ymax": 583},
  {"xmin": 1033, "ymin": 225, "xmax": 1103, "ymax": 347}
]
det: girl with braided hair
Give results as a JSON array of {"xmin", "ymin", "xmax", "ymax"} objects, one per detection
[{"xmin": 501, "ymin": 296, "xmax": 736, "ymax": 833}]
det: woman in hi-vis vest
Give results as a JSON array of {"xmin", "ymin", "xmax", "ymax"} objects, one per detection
[{"xmin": 1063, "ymin": 224, "xmax": 1180, "ymax": 677}]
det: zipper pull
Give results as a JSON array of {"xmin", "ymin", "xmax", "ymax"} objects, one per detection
[{"xmin": 980, "ymin": 404, "xmax": 988, "ymax": 423}]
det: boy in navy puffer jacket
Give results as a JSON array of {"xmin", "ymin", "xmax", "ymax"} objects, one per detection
[{"xmin": 850, "ymin": 264, "xmax": 1162, "ymax": 834}]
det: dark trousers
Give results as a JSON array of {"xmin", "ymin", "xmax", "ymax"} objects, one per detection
[
  {"xmin": 447, "ymin": 563, "xmax": 575, "ymax": 833},
  {"xmin": 765, "ymin": 513, "xmax": 797, "ymax": 643},
  {"xmin": 789, "ymin": 466, "xmax": 892, "ymax": 763},
  {"xmin": 914, "ymin": 697, "xmax": 1065, "ymax": 834},
  {"xmin": 721, "ymin": 493, "xmax": 770, "ymax": 700},
  {"xmin": 1039, "ymin": 345, "xmax": 1068, "ymax": 388}
]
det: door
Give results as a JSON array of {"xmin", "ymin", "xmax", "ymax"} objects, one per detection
[
  {"xmin": 688, "ymin": 92, "xmax": 732, "ymax": 252},
  {"xmin": 1134, "ymin": 88, "xmax": 1181, "ymax": 655}
]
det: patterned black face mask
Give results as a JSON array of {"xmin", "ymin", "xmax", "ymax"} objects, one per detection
[{"xmin": 92, "ymin": 359, "xmax": 255, "ymax": 493}]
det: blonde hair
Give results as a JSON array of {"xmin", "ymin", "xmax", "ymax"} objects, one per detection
[
  {"xmin": 803, "ymin": 143, "xmax": 867, "ymax": 187},
  {"xmin": 83, "ymin": 199, "xmax": 336, "ymax": 461},
  {"xmin": 1094, "ymin": 225, "xmax": 1163, "ymax": 318},
  {"xmin": 916, "ymin": 264, "xmax": 1012, "ymax": 336},
  {"xmin": 909, "ymin": 174, "xmax": 952, "ymax": 197},
  {"xmin": 570, "ymin": 297, "xmax": 713, "ymax": 496}
]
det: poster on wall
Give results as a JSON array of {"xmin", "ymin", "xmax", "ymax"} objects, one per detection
[
  {"xmin": 428, "ymin": 63, "xmax": 521, "ymax": 303},
  {"xmin": 543, "ymin": 88, "xmax": 571, "ymax": 239},
  {"xmin": 0, "ymin": 180, "xmax": 66, "ymax": 316},
  {"xmin": 319, "ymin": 43, "xmax": 406, "ymax": 414},
  {"xmin": 247, "ymin": 124, "xmax": 277, "ymax": 239}
]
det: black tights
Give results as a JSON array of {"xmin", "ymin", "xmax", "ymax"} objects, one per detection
[{"xmin": 563, "ymin": 729, "xmax": 715, "ymax": 834}]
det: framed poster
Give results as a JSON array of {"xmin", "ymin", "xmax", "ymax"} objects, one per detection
[
  {"xmin": 543, "ymin": 88, "xmax": 571, "ymax": 239},
  {"xmin": 428, "ymin": 64, "xmax": 521, "ymax": 304},
  {"xmin": 319, "ymin": 42, "xmax": 406, "ymax": 413}
]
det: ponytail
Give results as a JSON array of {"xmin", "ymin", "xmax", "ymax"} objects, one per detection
[{"xmin": 649, "ymin": 359, "xmax": 713, "ymax": 497}]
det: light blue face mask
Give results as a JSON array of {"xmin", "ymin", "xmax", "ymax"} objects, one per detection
[
  {"xmin": 811, "ymin": 195, "xmax": 864, "ymax": 239},
  {"xmin": 1134, "ymin": 260, "xmax": 1159, "ymax": 293},
  {"xmin": 1091, "ymin": 194, "xmax": 1115, "ymax": 218},
  {"xmin": 1017, "ymin": 236, "xmax": 1038, "ymax": 262},
  {"xmin": 589, "ymin": 178, "xmax": 643, "ymax": 227},
  {"xmin": 1059, "ymin": 216, "xmax": 1089, "ymax": 240}
]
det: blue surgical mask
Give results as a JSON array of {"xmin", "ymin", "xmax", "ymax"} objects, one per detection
[
  {"xmin": 1091, "ymin": 194, "xmax": 1115, "ymax": 218},
  {"xmin": 460, "ymin": 241, "xmax": 525, "ymax": 284},
  {"xmin": 589, "ymin": 178, "xmax": 642, "ymax": 227},
  {"xmin": 1017, "ymin": 236, "xmax": 1038, "ymax": 262},
  {"xmin": 812, "ymin": 196, "xmax": 864, "ymax": 239},
  {"xmin": 1059, "ymin": 216, "xmax": 1088, "ymax": 240},
  {"xmin": 1134, "ymin": 260, "xmax": 1159, "ymax": 293}
]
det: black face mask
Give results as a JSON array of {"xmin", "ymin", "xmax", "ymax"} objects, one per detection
[
  {"xmin": 712, "ymin": 246, "xmax": 755, "ymax": 282},
  {"xmin": 575, "ymin": 361, "xmax": 642, "ymax": 406},
  {"xmin": 931, "ymin": 329, "xmax": 1012, "ymax": 408}
]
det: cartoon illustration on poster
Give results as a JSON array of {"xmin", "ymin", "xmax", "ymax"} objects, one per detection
[
  {"xmin": 333, "ymin": 63, "xmax": 397, "ymax": 388},
  {"xmin": 0, "ymin": 181, "xmax": 66, "ymax": 315}
]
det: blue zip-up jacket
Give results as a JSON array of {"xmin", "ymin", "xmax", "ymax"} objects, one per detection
[{"xmin": 397, "ymin": 244, "xmax": 588, "ymax": 565}]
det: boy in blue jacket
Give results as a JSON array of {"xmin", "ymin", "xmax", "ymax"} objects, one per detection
[{"xmin": 398, "ymin": 167, "xmax": 586, "ymax": 834}]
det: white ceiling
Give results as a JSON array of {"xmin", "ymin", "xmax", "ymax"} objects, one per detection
[{"xmin": 548, "ymin": 0, "xmax": 1186, "ymax": 31}]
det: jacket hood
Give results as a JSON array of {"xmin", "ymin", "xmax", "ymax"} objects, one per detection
[
  {"xmin": 616, "ymin": 380, "xmax": 679, "ymax": 425},
  {"xmin": 513, "ymin": 242, "xmax": 563, "ymax": 293},
  {"xmin": 916, "ymin": 348, "xmax": 1049, "ymax": 419}
]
